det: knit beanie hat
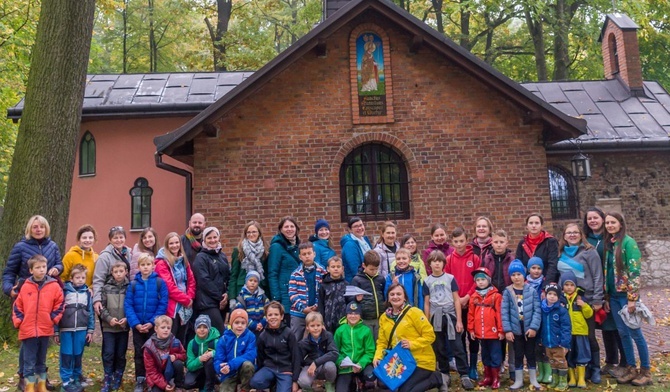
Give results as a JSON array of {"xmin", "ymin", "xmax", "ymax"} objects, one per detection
[
  {"xmin": 508, "ymin": 259, "xmax": 526, "ymax": 277},
  {"xmin": 471, "ymin": 267, "xmax": 492, "ymax": 282},
  {"xmin": 229, "ymin": 308, "xmax": 249, "ymax": 326},
  {"xmin": 315, "ymin": 219, "xmax": 330, "ymax": 234},
  {"xmin": 202, "ymin": 226, "xmax": 220, "ymax": 240},
  {"xmin": 560, "ymin": 270, "xmax": 577, "ymax": 288},
  {"xmin": 545, "ymin": 283, "xmax": 560, "ymax": 296},
  {"xmin": 194, "ymin": 314, "xmax": 211, "ymax": 330},
  {"xmin": 528, "ymin": 256, "xmax": 544, "ymax": 270},
  {"xmin": 245, "ymin": 270, "xmax": 261, "ymax": 284}
]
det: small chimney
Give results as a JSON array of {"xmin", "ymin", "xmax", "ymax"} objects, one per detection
[
  {"xmin": 599, "ymin": 13, "xmax": 644, "ymax": 95},
  {"xmin": 323, "ymin": 0, "xmax": 354, "ymax": 20}
]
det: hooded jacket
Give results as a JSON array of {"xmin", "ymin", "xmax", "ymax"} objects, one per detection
[
  {"xmin": 539, "ymin": 299, "xmax": 571, "ymax": 349},
  {"xmin": 267, "ymin": 234, "xmax": 300, "ymax": 311},
  {"xmin": 298, "ymin": 330, "xmax": 339, "ymax": 367},
  {"xmin": 256, "ymin": 323, "xmax": 301, "ymax": 382},
  {"xmin": 351, "ymin": 270, "xmax": 385, "ymax": 321},
  {"xmin": 192, "ymin": 247, "xmax": 229, "ymax": 311},
  {"xmin": 333, "ymin": 318, "xmax": 375, "ymax": 374},
  {"xmin": 100, "ymin": 275, "xmax": 129, "ymax": 332},
  {"xmin": 213, "ymin": 327, "xmax": 257, "ymax": 382},
  {"xmin": 61, "ymin": 245, "xmax": 98, "ymax": 286},
  {"xmin": 235, "ymin": 286, "xmax": 269, "ymax": 332},
  {"xmin": 374, "ymin": 241, "xmax": 399, "ymax": 279},
  {"xmin": 501, "ymin": 283, "xmax": 541, "ymax": 335},
  {"xmin": 481, "ymin": 249, "xmax": 514, "ymax": 292},
  {"xmin": 384, "ymin": 266, "xmax": 423, "ymax": 309},
  {"xmin": 186, "ymin": 326, "xmax": 221, "ymax": 372},
  {"xmin": 562, "ymin": 291, "xmax": 593, "ymax": 336},
  {"xmin": 467, "ymin": 286, "xmax": 503, "ymax": 340},
  {"xmin": 318, "ymin": 273, "xmax": 348, "ymax": 332},
  {"xmin": 124, "ymin": 271, "xmax": 168, "ymax": 328},
  {"xmin": 143, "ymin": 335, "xmax": 186, "ymax": 390},
  {"xmin": 471, "ymin": 237, "xmax": 493, "ymax": 260},
  {"xmin": 13, "ymin": 276, "xmax": 64, "ymax": 340},
  {"xmin": 340, "ymin": 233, "xmax": 372, "ymax": 283},
  {"xmin": 309, "ymin": 235, "xmax": 336, "ymax": 266},
  {"xmin": 3, "ymin": 237, "xmax": 62, "ymax": 296},
  {"xmin": 422, "ymin": 241, "xmax": 453, "ymax": 275},
  {"xmin": 374, "ymin": 305, "xmax": 436, "ymax": 371},
  {"xmin": 92, "ymin": 244, "xmax": 132, "ymax": 304},
  {"xmin": 445, "ymin": 246, "xmax": 479, "ymax": 298},
  {"xmin": 516, "ymin": 233, "xmax": 559, "ymax": 284},
  {"xmin": 154, "ymin": 248, "xmax": 196, "ymax": 318},
  {"xmin": 56, "ymin": 281, "xmax": 95, "ymax": 334}
]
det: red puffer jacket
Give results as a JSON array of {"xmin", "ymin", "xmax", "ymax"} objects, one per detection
[
  {"xmin": 12, "ymin": 276, "xmax": 64, "ymax": 340},
  {"xmin": 467, "ymin": 286, "xmax": 503, "ymax": 340}
]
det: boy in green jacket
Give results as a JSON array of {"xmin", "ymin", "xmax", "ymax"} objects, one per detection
[
  {"xmin": 184, "ymin": 315, "xmax": 220, "ymax": 392},
  {"xmin": 333, "ymin": 302, "xmax": 376, "ymax": 392}
]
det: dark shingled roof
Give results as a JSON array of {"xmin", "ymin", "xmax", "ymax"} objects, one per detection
[
  {"xmin": 600, "ymin": 13, "xmax": 639, "ymax": 42},
  {"xmin": 522, "ymin": 79, "xmax": 670, "ymax": 152},
  {"xmin": 7, "ymin": 72, "xmax": 250, "ymax": 120}
]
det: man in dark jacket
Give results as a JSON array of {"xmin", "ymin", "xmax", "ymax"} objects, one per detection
[{"xmin": 181, "ymin": 213, "xmax": 206, "ymax": 263}]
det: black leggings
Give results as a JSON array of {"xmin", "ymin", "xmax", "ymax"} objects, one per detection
[
  {"xmin": 513, "ymin": 334, "xmax": 537, "ymax": 369},
  {"xmin": 397, "ymin": 367, "xmax": 443, "ymax": 392},
  {"xmin": 602, "ymin": 329, "xmax": 627, "ymax": 366}
]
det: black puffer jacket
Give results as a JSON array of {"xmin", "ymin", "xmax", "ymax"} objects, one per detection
[
  {"xmin": 318, "ymin": 273, "xmax": 348, "ymax": 333},
  {"xmin": 257, "ymin": 323, "xmax": 301, "ymax": 382},
  {"xmin": 351, "ymin": 271, "xmax": 385, "ymax": 320},
  {"xmin": 192, "ymin": 248, "xmax": 229, "ymax": 310},
  {"xmin": 298, "ymin": 329, "xmax": 339, "ymax": 367}
]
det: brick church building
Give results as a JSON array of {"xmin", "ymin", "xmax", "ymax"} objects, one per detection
[{"xmin": 8, "ymin": 0, "xmax": 670, "ymax": 285}]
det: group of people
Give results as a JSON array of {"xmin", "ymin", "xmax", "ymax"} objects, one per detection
[{"xmin": 2, "ymin": 208, "xmax": 653, "ymax": 392}]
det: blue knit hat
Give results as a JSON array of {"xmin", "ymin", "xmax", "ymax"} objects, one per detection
[
  {"xmin": 528, "ymin": 256, "xmax": 544, "ymax": 270},
  {"xmin": 560, "ymin": 270, "xmax": 577, "ymax": 287},
  {"xmin": 315, "ymin": 219, "xmax": 330, "ymax": 234},
  {"xmin": 508, "ymin": 259, "xmax": 526, "ymax": 277},
  {"xmin": 245, "ymin": 270, "xmax": 261, "ymax": 283}
]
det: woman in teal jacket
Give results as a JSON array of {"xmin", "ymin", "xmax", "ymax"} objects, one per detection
[
  {"xmin": 267, "ymin": 217, "xmax": 301, "ymax": 323},
  {"xmin": 340, "ymin": 216, "xmax": 372, "ymax": 283}
]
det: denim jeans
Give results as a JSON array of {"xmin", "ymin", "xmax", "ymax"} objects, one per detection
[
  {"xmin": 609, "ymin": 295, "xmax": 650, "ymax": 369},
  {"xmin": 102, "ymin": 331, "xmax": 129, "ymax": 374},
  {"xmin": 249, "ymin": 367, "xmax": 293, "ymax": 392},
  {"xmin": 22, "ymin": 337, "xmax": 50, "ymax": 377}
]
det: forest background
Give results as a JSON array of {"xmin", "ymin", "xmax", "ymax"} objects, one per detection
[{"xmin": 1, "ymin": 0, "xmax": 669, "ymax": 205}]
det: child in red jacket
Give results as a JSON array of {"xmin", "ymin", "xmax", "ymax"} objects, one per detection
[
  {"xmin": 12, "ymin": 255, "xmax": 65, "ymax": 392},
  {"xmin": 143, "ymin": 316, "xmax": 187, "ymax": 391},
  {"xmin": 467, "ymin": 267, "xmax": 503, "ymax": 389}
]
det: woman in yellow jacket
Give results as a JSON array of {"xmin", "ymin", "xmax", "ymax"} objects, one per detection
[
  {"xmin": 61, "ymin": 224, "xmax": 99, "ymax": 285},
  {"xmin": 373, "ymin": 283, "xmax": 446, "ymax": 392}
]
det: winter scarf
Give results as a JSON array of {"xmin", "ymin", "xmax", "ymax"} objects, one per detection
[
  {"xmin": 115, "ymin": 247, "xmax": 129, "ymax": 265},
  {"xmin": 150, "ymin": 333, "xmax": 173, "ymax": 351},
  {"xmin": 476, "ymin": 285, "xmax": 493, "ymax": 297},
  {"xmin": 354, "ymin": 235, "xmax": 372, "ymax": 254},
  {"xmin": 385, "ymin": 303, "xmax": 409, "ymax": 321},
  {"xmin": 558, "ymin": 245, "xmax": 585, "ymax": 279},
  {"xmin": 522, "ymin": 231, "xmax": 547, "ymax": 258},
  {"xmin": 241, "ymin": 238, "xmax": 265, "ymax": 280},
  {"xmin": 184, "ymin": 229, "xmax": 202, "ymax": 252}
]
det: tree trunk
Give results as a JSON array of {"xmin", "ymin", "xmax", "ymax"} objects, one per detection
[
  {"xmin": 552, "ymin": 0, "xmax": 569, "ymax": 80},
  {"xmin": 431, "ymin": 0, "xmax": 444, "ymax": 34},
  {"xmin": 524, "ymin": 8, "xmax": 547, "ymax": 81},
  {"xmin": 205, "ymin": 0, "xmax": 232, "ymax": 71},
  {"xmin": 123, "ymin": 0, "xmax": 129, "ymax": 73},
  {"xmin": 0, "ymin": 0, "xmax": 95, "ymax": 339},
  {"xmin": 460, "ymin": 7, "xmax": 471, "ymax": 50}
]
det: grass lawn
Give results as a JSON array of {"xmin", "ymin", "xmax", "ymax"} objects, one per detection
[{"xmin": 0, "ymin": 341, "xmax": 667, "ymax": 391}]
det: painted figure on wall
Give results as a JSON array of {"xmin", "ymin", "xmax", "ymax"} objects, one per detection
[{"xmin": 357, "ymin": 33, "xmax": 384, "ymax": 94}]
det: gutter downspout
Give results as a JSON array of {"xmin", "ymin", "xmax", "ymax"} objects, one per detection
[{"xmin": 154, "ymin": 152, "xmax": 192, "ymax": 227}]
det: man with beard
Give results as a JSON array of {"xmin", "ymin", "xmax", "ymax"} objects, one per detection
[{"xmin": 182, "ymin": 213, "xmax": 206, "ymax": 263}]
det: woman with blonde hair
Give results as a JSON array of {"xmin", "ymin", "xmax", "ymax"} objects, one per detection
[
  {"xmin": 155, "ymin": 232, "xmax": 196, "ymax": 343},
  {"xmin": 374, "ymin": 221, "xmax": 399, "ymax": 279}
]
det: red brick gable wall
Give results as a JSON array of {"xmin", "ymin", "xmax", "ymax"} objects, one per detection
[{"xmin": 191, "ymin": 17, "xmax": 555, "ymax": 252}]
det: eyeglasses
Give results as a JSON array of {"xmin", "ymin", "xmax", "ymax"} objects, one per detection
[
  {"xmin": 246, "ymin": 230, "xmax": 259, "ymax": 234},
  {"xmin": 110, "ymin": 226, "xmax": 124, "ymax": 232},
  {"xmin": 565, "ymin": 232, "xmax": 580, "ymax": 236}
]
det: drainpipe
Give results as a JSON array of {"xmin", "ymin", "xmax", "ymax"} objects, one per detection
[{"xmin": 154, "ymin": 152, "xmax": 192, "ymax": 227}]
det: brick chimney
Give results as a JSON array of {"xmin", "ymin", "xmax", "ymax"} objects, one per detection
[
  {"xmin": 599, "ymin": 13, "xmax": 644, "ymax": 95},
  {"xmin": 323, "ymin": 0, "xmax": 354, "ymax": 19}
]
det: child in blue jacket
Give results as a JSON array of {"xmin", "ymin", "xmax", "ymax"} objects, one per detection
[
  {"xmin": 384, "ymin": 248, "xmax": 423, "ymax": 309},
  {"xmin": 213, "ymin": 309, "xmax": 257, "ymax": 392},
  {"xmin": 124, "ymin": 253, "xmax": 168, "ymax": 391},
  {"xmin": 540, "ymin": 283, "xmax": 571, "ymax": 391},
  {"xmin": 235, "ymin": 270, "xmax": 269, "ymax": 336},
  {"xmin": 501, "ymin": 260, "xmax": 541, "ymax": 390}
]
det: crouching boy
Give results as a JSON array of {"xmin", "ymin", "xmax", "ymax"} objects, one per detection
[
  {"xmin": 143, "ymin": 316, "xmax": 186, "ymax": 391},
  {"xmin": 333, "ymin": 302, "xmax": 376, "ymax": 392},
  {"xmin": 184, "ymin": 315, "xmax": 220, "ymax": 392},
  {"xmin": 297, "ymin": 312, "xmax": 338, "ymax": 392},
  {"xmin": 213, "ymin": 309, "xmax": 257, "ymax": 392}
]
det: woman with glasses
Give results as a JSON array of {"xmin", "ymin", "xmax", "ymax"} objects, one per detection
[
  {"xmin": 558, "ymin": 223, "xmax": 605, "ymax": 384},
  {"xmin": 92, "ymin": 226, "xmax": 132, "ymax": 314},
  {"xmin": 340, "ymin": 216, "xmax": 373, "ymax": 283},
  {"xmin": 227, "ymin": 221, "xmax": 268, "ymax": 308}
]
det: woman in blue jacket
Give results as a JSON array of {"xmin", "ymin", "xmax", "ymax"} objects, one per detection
[
  {"xmin": 2, "ymin": 215, "xmax": 62, "ymax": 391},
  {"xmin": 267, "ymin": 216, "xmax": 301, "ymax": 324},
  {"xmin": 308, "ymin": 219, "xmax": 336, "ymax": 266},
  {"xmin": 340, "ymin": 216, "xmax": 372, "ymax": 283}
]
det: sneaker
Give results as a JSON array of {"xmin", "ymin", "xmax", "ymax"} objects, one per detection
[
  {"xmin": 449, "ymin": 359, "xmax": 457, "ymax": 372},
  {"xmin": 609, "ymin": 365, "xmax": 627, "ymax": 379},
  {"xmin": 460, "ymin": 375, "xmax": 474, "ymax": 390}
]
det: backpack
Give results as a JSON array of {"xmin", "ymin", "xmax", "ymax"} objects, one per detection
[
  {"xmin": 131, "ymin": 276, "xmax": 163, "ymax": 299},
  {"xmin": 190, "ymin": 338, "xmax": 216, "ymax": 358}
]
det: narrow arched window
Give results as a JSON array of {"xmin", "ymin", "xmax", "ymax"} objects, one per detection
[
  {"xmin": 609, "ymin": 33, "xmax": 619, "ymax": 74},
  {"xmin": 339, "ymin": 143, "xmax": 410, "ymax": 221},
  {"xmin": 79, "ymin": 131, "xmax": 96, "ymax": 176},
  {"xmin": 548, "ymin": 165, "xmax": 579, "ymax": 220},
  {"xmin": 130, "ymin": 177, "xmax": 153, "ymax": 229}
]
